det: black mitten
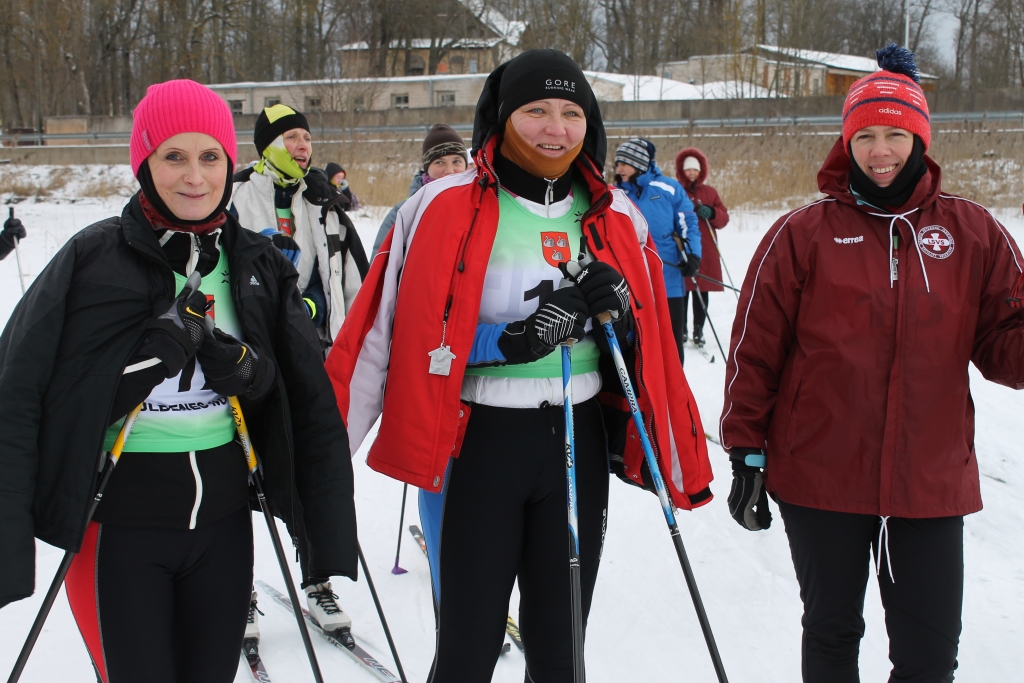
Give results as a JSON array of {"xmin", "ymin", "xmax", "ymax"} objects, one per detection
[
  {"xmin": 559, "ymin": 260, "xmax": 631, "ymax": 321},
  {"xmin": 680, "ymin": 254, "xmax": 701, "ymax": 278}
]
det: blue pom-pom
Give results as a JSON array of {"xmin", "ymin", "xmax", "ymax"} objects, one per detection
[{"xmin": 876, "ymin": 43, "xmax": 920, "ymax": 83}]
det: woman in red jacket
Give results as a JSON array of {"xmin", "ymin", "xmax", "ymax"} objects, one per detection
[
  {"xmin": 676, "ymin": 147, "xmax": 730, "ymax": 348},
  {"xmin": 721, "ymin": 45, "xmax": 1024, "ymax": 682},
  {"xmin": 328, "ymin": 49, "xmax": 712, "ymax": 681}
]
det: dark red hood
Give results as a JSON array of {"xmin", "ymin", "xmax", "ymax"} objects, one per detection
[
  {"xmin": 675, "ymin": 147, "xmax": 708, "ymax": 189},
  {"xmin": 816, "ymin": 136, "xmax": 942, "ymax": 213}
]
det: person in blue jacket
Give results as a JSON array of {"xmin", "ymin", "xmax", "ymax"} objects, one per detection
[{"xmin": 615, "ymin": 138, "xmax": 700, "ymax": 362}]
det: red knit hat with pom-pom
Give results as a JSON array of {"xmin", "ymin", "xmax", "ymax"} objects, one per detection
[{"xmin": 842, "ymin": 45, "xmax": 931, "ymax": 152}]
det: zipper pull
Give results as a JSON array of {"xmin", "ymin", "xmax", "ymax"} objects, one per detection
[
  {"xmin": 428, "ymin": 295, "xmax": 456, "ymax": 376},
  {"xmin": 891, "ymin": 227, "xmax": 899, "ymax": 281}
]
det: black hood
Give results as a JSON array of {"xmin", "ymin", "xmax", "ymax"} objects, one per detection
[{"xmin": 472, "ymin": 50, "xmax": 607, "ymax": 172}]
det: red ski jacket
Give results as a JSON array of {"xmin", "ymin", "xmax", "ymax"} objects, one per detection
[
  {"xmin": 720, "ymin": 137, "xmax": 1024, "ymax": 518},
  {"xmin": 326, "ymin": 135, "xmax": 714, "ymax": 509},
  {"xmin": 676, "ymin": 148, "xmax": 730, "ymax": 292}
]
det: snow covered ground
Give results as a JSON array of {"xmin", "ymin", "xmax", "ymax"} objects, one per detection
[{"xmin": 0, "ymin": 192, "xmax": 1022, "ymax": 683}]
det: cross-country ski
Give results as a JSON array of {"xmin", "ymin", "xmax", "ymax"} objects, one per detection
[{"xmin": 256, "ymin": 581, "xmax": 402, "ymax": 683}]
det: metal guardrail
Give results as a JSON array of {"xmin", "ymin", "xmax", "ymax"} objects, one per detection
[{"xmin": 2, "ymin": 111, "xmax": 1022, "ymax": 146}]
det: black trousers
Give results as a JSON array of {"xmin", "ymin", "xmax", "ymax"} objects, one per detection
[
  {"xmin": 667, "ymin": 296, "xmax": 685, "ymax": 365},
  {"xmin": 430, "ymin": 400, "xmax": 609, "ymax": 683},
  {"xmin": 683, "ymin": 290, "xmax": 710, "ymax": 335},
  {"xmin": 67, "ymin": 505, "xmax": 254, "ymax": 683},
  {"xmin": 779, "ymin": 500, "xmax": 963, "ymax": 683}
]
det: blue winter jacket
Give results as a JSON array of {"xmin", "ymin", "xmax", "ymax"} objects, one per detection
[{"xmin": 619, "ymin": 162, "xmax": 700, "ymax": 297}]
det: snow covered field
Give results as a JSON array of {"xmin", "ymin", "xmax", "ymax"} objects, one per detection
[{"xmin": 0, "ymin": 191, "xmax": 1022, "ymax": 683}]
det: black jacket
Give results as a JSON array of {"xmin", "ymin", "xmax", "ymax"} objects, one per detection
[{"xmin": 0, "ymin": 195, "xmax": 357, "ymax": 608}]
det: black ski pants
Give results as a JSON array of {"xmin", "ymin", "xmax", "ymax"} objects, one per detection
[
  {"xmin": 430, "ymin": 399, "xmax": 609, "ymax": 683},
  {"xmin": 778, "ymin": 500, "xmax": 963, "ymax": 683},
  {"xmin": 66, "ymin": 506, "xmax": 254, "ymax": 683},
  {"xmin": 682, "ymin": 290, "xmax": 710, "ymax": 335},
  {"xmin": 667, "ymin": 296, "xmax": 685, "ymax": 365}
]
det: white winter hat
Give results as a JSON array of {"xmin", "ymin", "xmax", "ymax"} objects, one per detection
[{"xmin": 682, "ymin": 156, "xmax": 701, "ymax": 172}]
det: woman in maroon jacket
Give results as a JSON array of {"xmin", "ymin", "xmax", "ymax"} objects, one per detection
[
  {"xmin": 721, "ymin": 45, "xmax": 1024, "ymax": 682},
  {"xmin": 676, "ymin": 147, "xmax": 730, "ymax": 347}
]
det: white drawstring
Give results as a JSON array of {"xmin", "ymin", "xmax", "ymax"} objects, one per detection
[
  {"xmin": 868, "ymin": 208, "xmax": 927, "ymax": 292},
  {"xmin": 875, "ymin": 515, "xmax": 895, "ymax": 583}
]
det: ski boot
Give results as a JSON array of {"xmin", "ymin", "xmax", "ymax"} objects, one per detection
[
  {"xmin": 243, "ymin": 589, "xmax": 262, "ymax": 661},
  {"xmin": 693, "ymin": 332, "xmax": 705, "ymax": 348},
  {"xmin": 681, "ymin": 330, "xmax": 689, "ymax": 344},
  {"xmin": 305, "ymin": 581, "xmax": 355, "ymax": 648}
]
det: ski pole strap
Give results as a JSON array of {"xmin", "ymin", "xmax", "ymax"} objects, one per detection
[
  {"xmin": 109, "ymin": 404, "xmax": 144, "ymax": 463},
  {"xmin": 228, "ymin": 396, "xmax": 259, "ymax": 473}
]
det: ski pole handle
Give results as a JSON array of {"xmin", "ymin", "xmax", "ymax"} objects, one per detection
[
  {"xmin": 228, "ymin": 396, "xmax": 259, "ymax": 473},
  {"xmin": 109, "ymin": 404, "xmax": 144, "ymax": 465}
]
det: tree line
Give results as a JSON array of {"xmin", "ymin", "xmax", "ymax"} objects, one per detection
[{"xmin": 1, "ymin": 0, "xmax": 1021, "ymax": 130}]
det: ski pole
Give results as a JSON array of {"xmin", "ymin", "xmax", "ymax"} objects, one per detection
[
  {"xmin": 229, "ymin": 396, "xmax": 325, "ymax": 683},
  {"xmin": 690, "ymin": 277, "xmax": 728, "ymax": 363},
  {"xmin": 596, "ymin": 313, "xmax": 729, "ymax": 683},
  {"xmin": 8, "ymin": 208, "xmax": 25, "ymax": 296},
  {"xmin": 694, "ymin": 273, "xmax": 740, "ymax": 293},
  {"xmin": 358, "ymin": 542, "xmax": 408, "ymax": 683},
  {"xmin": 391, "ymin": 484, "xmax": 409, "ymax": 575},
  {"xmin": 702, "ymin": 215, "xmax": 739, "ymax": 301},
  {"xmin": 7, "ymin": 402, "xmax": 144, "ymax": 683},
  {"xmin": 560, "ymin": 308, "xmax": 586, "ymax": 683}
]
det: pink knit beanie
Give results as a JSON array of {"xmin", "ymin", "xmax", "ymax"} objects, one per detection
[{"xmin": 130, "ymin": 79, "xmax": 237, "ymax": 177}]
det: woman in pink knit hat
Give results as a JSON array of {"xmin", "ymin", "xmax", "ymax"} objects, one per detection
[
  {"xmin": 721, "ymin": 45, "xmax": 1024, "ymax": 681},
  {"xmin": 0, "ymin": 79, "xmax": 356, "ymax": 682}
]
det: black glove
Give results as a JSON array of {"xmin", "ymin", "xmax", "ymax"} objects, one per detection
[
  {"xmin": 498, "ymin": 286, "xmax": 588, "ymax": 364},
  {"xmin": 680, "ymin": 253, "xmax": 700, "ymax": 278},
  {"xmin": 197, "ymin": 327, "xmax": 276, "ymax": 400},
  {"xmin": 728, "ymin": 448, "xmax": 772, "ymax": 531},
  {"xmin": 559, "ymin": 260, "xmax": 631, "ymax": 321},
  {"xmin": 2, "ymin": 216, "xmax": 26, "ymax": 249},
  {"xmin": 695, "ymin": 204, "xmax": 715, "ymax": 220},
  {"xmin": 140, "ymin": 284, "xmax": 209, "ymax": 377}
]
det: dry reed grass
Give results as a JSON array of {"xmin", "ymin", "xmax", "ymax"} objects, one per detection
[{"xmin": 318, "ymin": 126, "xmax": 1022, "ymax": 214}]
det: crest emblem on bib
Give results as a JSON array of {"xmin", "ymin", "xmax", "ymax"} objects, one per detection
[
  {"xmin": 541, "ymin": 232, "xmax": 570, "ymax": 267},
  {"xmin": 918, "ymin": 226, "xmax": 954, "ymax": 259}
]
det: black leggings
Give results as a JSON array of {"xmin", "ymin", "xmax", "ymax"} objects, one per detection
[
  {"xmin": 66, "ymin": 506, "xmax": 254, "ymax": 683},
  {"xmin": 683, "ymin": 290, "xmax": 710, "ymax": 334},
  {"xmin": 779, "ymin": 500, "xmax": 963, "ymax": 683},
  {"xmin": 430, "ymin": 400, "xmax": 609, "ymax": 683},
  {"xmin": 667, "ymin": 296, "xmax": 685, "ymax": 365}
]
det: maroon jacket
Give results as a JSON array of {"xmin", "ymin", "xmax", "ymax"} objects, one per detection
[
  {"xmin": 720, "ymin": 137, "xmax": 1024, "ymax": 518},
  {"xmin": 676, "ymin": 148, "xmax": 730, "ymax": 292}
]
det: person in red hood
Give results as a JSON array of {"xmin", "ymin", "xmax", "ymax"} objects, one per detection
[
  {"xmin": 721, "ymin": 45, "xmax": 1024, "ymax": 682},
  {"xmin": 326, "ymin": 49, "xmax": 712, "ymax": 680},
  {"xmin": 676, "ymin": 147, "xmax": 730, "ymax": 348}
]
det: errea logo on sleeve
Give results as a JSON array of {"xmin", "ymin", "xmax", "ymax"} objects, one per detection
[{"xmin": 834, "ymin": 235, "xmax": 864, "ymax": 244}]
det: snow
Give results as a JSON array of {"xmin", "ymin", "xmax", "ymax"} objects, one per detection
[
  {"xmin": 584, "ymin": 71, "xmax": 777, "ymax": 101},
  {"xmin": 0, "ymin": 190, "xmax": 1022, "ymax": 682}
]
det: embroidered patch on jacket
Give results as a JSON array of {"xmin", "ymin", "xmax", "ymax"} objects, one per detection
[
  {"xmin": 918, "ymin": 226, "xmax": 954, "ymax": 259},
  {"xmin": 541, "ymin": 232, "xmax": 570, "ymax": 267}
]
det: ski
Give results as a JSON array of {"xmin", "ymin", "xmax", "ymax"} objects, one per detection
[
  {"xmin": 254, "ymin": 580, "xmax": 401, "ymax": 683},
  {"xmin": 407, "ymin": 525, "xmax": 524, "ymax": 653},
  {"xmin": 242, "ymin": 644, "xmax": 272, "ymax": 683},
  {"xmin": 690, "ymin": 340, "xmax": 715, "ymax": 363}
]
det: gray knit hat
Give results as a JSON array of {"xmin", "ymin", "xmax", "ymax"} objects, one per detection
[{"xmin": 614, "ymin": 138, "xmax": 654, "ymax": 173}]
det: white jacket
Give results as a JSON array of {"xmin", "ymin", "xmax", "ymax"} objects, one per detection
[{"xmin": 231, "ymin": 170, "xmax": 361, "ymax": 340}]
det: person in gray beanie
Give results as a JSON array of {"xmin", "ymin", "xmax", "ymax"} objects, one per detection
[
  {"xmin": 614, "ymin": 137, "xmax": 701, "ymax": 362},
  {"xmin": 372, "ymin": 123, "xmax": 469, "ymax": 255}
]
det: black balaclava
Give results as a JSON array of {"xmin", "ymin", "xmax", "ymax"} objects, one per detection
[
  {"xmin": 848, "ymin": 135, "xmax": 926, "ymax": 210},
  {"xmin": 137, "ymin": 159, "xmax": 234, "ymax": 227}
]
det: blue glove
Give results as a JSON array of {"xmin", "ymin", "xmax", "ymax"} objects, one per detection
[{"xmin": 260, "ymin": 228, "xmax": 300, "ymax": 268}]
